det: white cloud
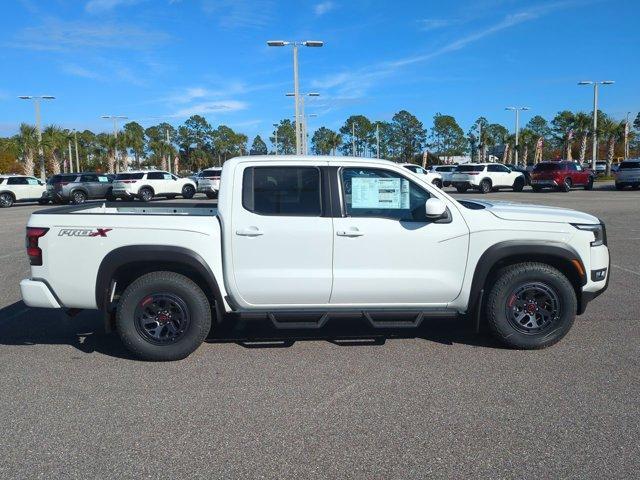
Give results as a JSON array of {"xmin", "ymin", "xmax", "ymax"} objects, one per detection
[
  {"xmin": 11, "ymin": 18, "xmax": 169, "ymax": 51},
  {"xmin": 172, "ymin": 100, "xmax": 248, "ymax": 118},
  {"xmin": 314, "ymin": 1, "xmax": 335, "ymax": 16},
  {"xmin": 419, "ymin": 18, "xmax": 456, "ymax": 31},
  {"xmin": 85, "ymin": 0, "xmax": 146, "ymax": 13},
  {"xmin": 60, "ymin": 63, "xmax": 102, "ymax": 79}
]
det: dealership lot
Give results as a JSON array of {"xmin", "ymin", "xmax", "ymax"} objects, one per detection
[{"xmin": 1, "ymin": 184, "xmax": 638, "ymax": 479}]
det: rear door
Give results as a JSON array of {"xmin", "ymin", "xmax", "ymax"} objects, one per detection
[
  {"xmin": 487, "ymin": 164, "xmax": 511, "ymax": 186},
  {"xmin": 79, "ymin": 174, "xmax": 99, "ymax": 198},
  {"xmin": 229, "ymin": 163, "xmax": 333, "ymax": 306},
  {"xmin": 145, "ymin": 171, "xmax": 166, "ymax": 194},
  {"xmin": 25, "ymin": 177, "xmax": 44, "ymax": 199}
]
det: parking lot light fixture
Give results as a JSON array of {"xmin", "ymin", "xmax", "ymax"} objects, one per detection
[
  {"xmin": 505, "ymin": 106, "xmax": 530, "ymax": 166},
  {"xmin": 267, "ymin": 39, "xmax": 324, "ymax": 155},
  {"xmin": 578, "ymin": 80, "xmax": 615, "ymax": 170},
  {"xmin": 18, "ymin": 95, "xmax": 56, "ymax": 181}
]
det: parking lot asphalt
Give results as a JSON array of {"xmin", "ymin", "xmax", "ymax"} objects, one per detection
[{"xmin": 1, "ymin": 183, "xmax": 638, "ymax": 479}]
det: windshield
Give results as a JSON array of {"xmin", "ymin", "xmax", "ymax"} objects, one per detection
[
  {"xmin": 620, "ymin": 161, "xmax": 640, "ymax": 169},
  {"xmin": 456, "ymin": 165, "xmax": 483, "ymax": 172},
  {"xmin": 115, "ymin": 173, "xmax": 144, "ymax": 180},
  {"xmin": 533, "ymin": 163, "xmax": 561, "ymax": 171},
  {"xmin": 201, "ymin": 169, "xmax": 221, "ymax": 178}
]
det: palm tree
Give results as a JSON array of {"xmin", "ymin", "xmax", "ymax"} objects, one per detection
[
  {"xmin": 16, "ymin": 124, "xmax": 38, "ymax": 176},
  {"xmin": 328, "ymin": 132, "xmax": 342, "ymax": 156},
  {"xmin": 519, "ymin": 128, "xmax": 535, "ymax": 166},
  {"xmin": 42, "ymin": 125, "xmax": 67, "ymax": 175},
  {"xmin": 96, "ymin": 133, "xmax": 116, "ymax": 173},
  {"xmin": 599, "ymin": 118, "xmax": 625, "ymax": 175},
  {"xmin": 573, "ymin": 112, "xmax": 592, "ymax": 163}
]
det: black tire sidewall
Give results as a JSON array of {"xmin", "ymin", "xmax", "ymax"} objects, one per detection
[
  {"xmin": 72, "ymin": 191, "xmax": 86, "ymax": 204},
  {"xmin": 116, "ymin": 272, "xmax": 212, "ymax": 361},
  {"xmin": 139, "ymin": 188, "xmax": 153, "ymax": 202},
  {"xmin": 480, "ymin": 180, "xmax": 491, "ymax": 194},
  {"xmin": 513, "ymin": 177, "xmax": 524, "ymax": 191},
  {"xmin": 487, "ymin": 264, "xmax": 577, "ymax": 349},
  {"xmin": 182, "ymin": 185, "xmax": 195, "ymax": 199}
]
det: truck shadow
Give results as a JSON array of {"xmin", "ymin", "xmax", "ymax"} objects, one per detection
[{"xmin": 0, "ymin": 301, "xmax": 501, "ymax": 360}]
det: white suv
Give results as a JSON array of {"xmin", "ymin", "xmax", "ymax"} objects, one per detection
[
  {"xmin": 400, "ymin": 163, "xmax": 443, "ymax": 188},
  {"xmin": 451, "ymin": 163, "xmax": 525, "ymax": 194},
  {"xmin": 0, "ymin": 175, "xmax": 47, "ymax": 208},
  {"xmin": 111, "ymin": 170, "xmax": 197, "ymax": 201},
  {"xmin": 429, "ymin": 165, "xmax": 457, "ymax": 187},
  {"xmin": 194, "ymin": 167, "xmax": 222, "ymax": 199},
  {"xmin": 614, "ymin": 159, "xmax": 640, "ymax": 190}
]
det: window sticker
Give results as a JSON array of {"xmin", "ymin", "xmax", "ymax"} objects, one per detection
[
  {"xmin": 163, "ymin": 174, "xmax": 172, "ymax": 180},
  {"xmin": 351, "ymin": 177, "xmax": 409, "ymax": 209},
  {"xmin": 27, "ymin": 178, "xmax": 39, "ymax": 185}
]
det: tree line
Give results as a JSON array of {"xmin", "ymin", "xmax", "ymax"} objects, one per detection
[{"xmin": 1, "ymin": 110, "xmax": 638, "ymax": 176}]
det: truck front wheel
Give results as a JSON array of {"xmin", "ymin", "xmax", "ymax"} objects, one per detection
[
  {"xmin": 485, "ymin": 262, "xmax": 576, "ymax": 349},
  {"xmin": 116, "ymin": 271, "xmax": 212, "ymax": 361}
]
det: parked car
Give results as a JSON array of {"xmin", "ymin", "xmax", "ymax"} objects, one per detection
[
  {"xmin": 44, "ymin": 172, "xmax": 114, "ymax": 204},
  {"xmin": 111, "ymin": 170, "xmax": 197, "ymax": 201},
  {"xmin": 400, "ymin": 163, "xmax": 443, "ymax": 188},
  {"xmin": 451, "ymin": 163, "xmax": 525, "ymax": 193},
  {"xmin": 531, "ymin": 161, "xmax": 594, "ymax": 192},
  {"xmin": 583, "ymin": 161, "xmax": 607, "ymax": 176},
  {"xmin": 505, "ymin": 163, "xmax": 532, "ymax": 185},
  {"xmin": 428, "ymin": 165, "xmax": 457, "ymax": 187},
  {"xmin": 20, "ymin": 155, "xmax": 609, "ymax": 360},
  {"xmin": 194, "ymin": 167, "xmax": 222, "ymax": 199},
  {"xmin": 0, "ymin": 174, "xmax": 47, "ymax": 208},
  {"xmin": 614, "ymin": 159, "xmax": 640, "ymax": 190}
]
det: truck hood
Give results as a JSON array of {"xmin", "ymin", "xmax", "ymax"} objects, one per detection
[{"xmin": 465, "ymin": 199, "xmax": 599, "ymax": 224}]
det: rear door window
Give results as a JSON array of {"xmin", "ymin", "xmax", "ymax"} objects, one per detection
[
  {"xmin": 243, "ymin": 167, "xmax": 321, "ymax": 216},
  {"xmin": 146, "ymin": 172, "xmax": 165, "ymax": 180},
  {"xmin": 7, "ymin": 177, "xmax": 28, "ymax": 185},
  {"xmin": 80, "ymin": 174, "xmax": 98, "ymax": 182},
  {"xmin": 456, "ymin": 165, "xmax": 484, "ymax": 172},
  {"xmin": 115, "ymin": 173, "xmax": 144, "ymax": 180}
]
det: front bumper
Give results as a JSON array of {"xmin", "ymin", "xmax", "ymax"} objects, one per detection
[
  {"xmin": 578, "ymin": 244, "xmax": 610, "ymax": 314},
  {"xmin": 20, "ymin": 279, "xmax": 62, "ymax": 309}
]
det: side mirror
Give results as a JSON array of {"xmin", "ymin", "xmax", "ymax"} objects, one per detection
[{"xmin": 425, "ymin": 198, "xmax": 447, "ymax": 219}]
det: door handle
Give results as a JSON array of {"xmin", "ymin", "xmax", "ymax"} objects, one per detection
[
  {"xmin": 236, "ymin": 227, "xmax": 264, "ymax": 237},
  {"xmin": 336, "ymin": 229, "xmax": 364, "ymax": 237}
]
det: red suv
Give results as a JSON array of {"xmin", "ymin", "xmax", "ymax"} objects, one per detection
[{"xmin": 531, "ymin": 161, "xmax": 594, "ymax": 192}]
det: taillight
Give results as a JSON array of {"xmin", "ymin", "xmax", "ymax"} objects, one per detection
[{"xmin": 26, "ymin": 227, "xmax": 49, "ymax": 266}]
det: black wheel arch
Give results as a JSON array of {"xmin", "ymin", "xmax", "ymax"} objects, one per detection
[
  {"xmin": 95, "ymin": 245, "xmax": 224, "ymax": 314},
  {"xmin": 0, "ymin": 190, "xmax": 16, "ymax": 200},
  {"xmin": 137, "ymin": 185, "xmax": 155, "ymax": 195},
  {"xmin": 70, "ymin": 188, "xmax": 89, "ymax": 197},
  {"xmin": 468, "ymin": 241, "xmax": 588, "ymax": 319}
]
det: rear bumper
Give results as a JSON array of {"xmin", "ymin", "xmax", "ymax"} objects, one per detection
[
  {"xmin": 531, "ymin": 179, "xmax": 559, "ymax": 186},
  {"xmin": 20, "ymin": 279, "xmax": 62, "ymax": 309}
]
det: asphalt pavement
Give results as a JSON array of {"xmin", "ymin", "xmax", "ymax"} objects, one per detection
[{"xmin": 0, "ymin": 183, "xmax": 638, "ymax": 479}]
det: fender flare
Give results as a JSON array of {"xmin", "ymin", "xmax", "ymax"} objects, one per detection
[
  {"xmin": 0, "ymin": 190, "xmax": 16, "ymax": 200},
  {"xmin": 95, "ymin": 245, "xmax": 223, "ymax": 311},
  {"xmin": 137, "ymin": 184, "xmax": 155, "ymax": 195},
  {"xmin": 69, "ymin": 187, "xmax": 89, "ymax": 197},
  {"xmin": 468, "ymin": 240, "xmax": 586, "ymax": 314}
]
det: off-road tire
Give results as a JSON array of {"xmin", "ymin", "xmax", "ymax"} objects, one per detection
[
  {"xmin": 485, "ymin": 262, "xmax": 577, "ymax": 349},
  {"xmin": 116, "ymin": 271, "xmax": 212, "ymax": 361}
]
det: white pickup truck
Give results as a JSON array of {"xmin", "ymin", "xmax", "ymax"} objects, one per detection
[{"xmin": 20, "ymin": 155, "xmax": 610, "ymax": 361}]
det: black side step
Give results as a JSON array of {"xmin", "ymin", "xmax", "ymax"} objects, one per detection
[
  {"xmin": 267, "ymin": 312, "xmax": 330, "ymax": 329},
  {"xmin": 363, "ymin": 311, "xmax": 425, "ymax": 329}
]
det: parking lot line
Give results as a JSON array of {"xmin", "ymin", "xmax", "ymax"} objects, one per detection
[{"xmin": 612, "ymin": 264, "xmax": 640, "ymax": 277}]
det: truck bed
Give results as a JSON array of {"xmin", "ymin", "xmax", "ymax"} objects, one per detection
[{"xmin": 34, "ymin": 201, "xmax": 218, "ymax": 217}]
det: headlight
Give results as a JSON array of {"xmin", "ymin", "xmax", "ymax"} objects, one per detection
[{"xmin": 572, "ymin": 223, "xmax": 606, "ymax": 246}]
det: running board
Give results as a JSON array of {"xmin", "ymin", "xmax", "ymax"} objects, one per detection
[{"xmin": 267, "ymin": 310, "xmax": 457, "ymax": 330}]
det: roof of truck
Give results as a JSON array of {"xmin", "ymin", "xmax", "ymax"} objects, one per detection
[{"xmin": 225, "ymin": 155, "xmax": 398, "ymax": 167}]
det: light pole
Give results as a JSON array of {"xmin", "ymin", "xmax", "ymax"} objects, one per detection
[
  {"xmin": 625, "ymin": 111, "xmax": 631, "ymax": 160},
  {"xmin": 286, "ymin": 92, "xmax": 319, "ymax": 155},
  {"xmin": 376, "ymin": 123, "xmax": 380, "ymax": 159},
  {"xmin": 18, "ymin": 95, "xmax": 55, "ymax": 181},
  {"xmin": 73, "ymin": 129, "xmax": 80, "ymax": 172},
  {"xmin": 101, "ymin": 115, "xmax": 128, "ymax": 173},
  {"xmin": 578, "ymin": 80, "xmax": 614, "ymax": 170},
  {"xmin": 352, "ymin": 122, "xmax": 356, "ymax": 156},
  {"xmin": 505, "ymin": 106, "xmax": 530, "ymax": 166},
  {"xmin": 267, "ymin": 40, "xmax": 324, "ymax": 155}
]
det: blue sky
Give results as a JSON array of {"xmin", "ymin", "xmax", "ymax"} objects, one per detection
[{"xmin": 1, "ymin": 0, "xmax": 638, "ymax": 145}]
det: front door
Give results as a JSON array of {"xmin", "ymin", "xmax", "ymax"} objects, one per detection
[
  {"xmin": 331, "ymin": 167, "xmax": 469, "ymax": 306},
  {"xmin": 230, "ymin": 164, "xmax": 333, "ymax": 307}
]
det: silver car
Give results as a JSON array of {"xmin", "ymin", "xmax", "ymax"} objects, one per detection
[
  {"xmin": 194, "ymin": 168, "xmax": 222, "ymax": 199},
  {"xmin": 45, "ymin": 173, "xmax": 115, "ymax": 204}
]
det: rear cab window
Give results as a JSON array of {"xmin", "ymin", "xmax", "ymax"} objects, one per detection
[{"xmin": 242, "ymin": 166, "xmax": 321, "ymax": 216}]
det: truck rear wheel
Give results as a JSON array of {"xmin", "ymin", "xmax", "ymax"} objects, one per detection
[
  {"xmin": 116, "ymin": 271, "xmax": 212, "ymax": 361},
  {"xmin": 485, "ymin": 262, "xmax": 576, "ymax": 349}
]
